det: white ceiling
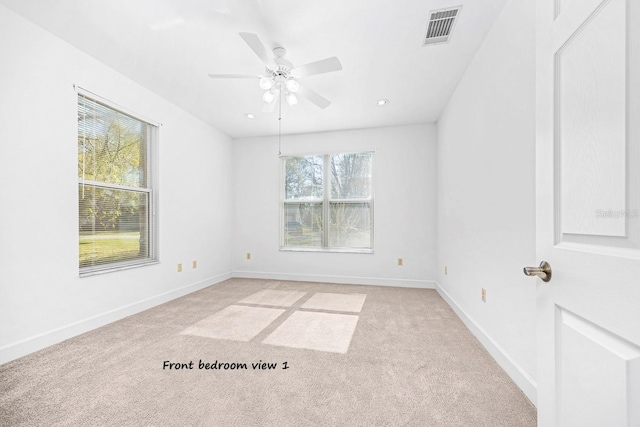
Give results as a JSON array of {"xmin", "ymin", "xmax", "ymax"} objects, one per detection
[{"xmin": 1, "ymin": 0, "xmax": 507, "ymax": 138}]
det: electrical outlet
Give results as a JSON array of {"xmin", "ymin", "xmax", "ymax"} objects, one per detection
[
  {"xmin": 246, "ymin": 253, "xmax": 251, "ymax": 260},
  {"xmin": 177, "ymin": 263, "xmax": 183, "ymax": 273},
  {"xmin": 444, "ymin": 265, "xmax": 448, "ymax": 275},
  {"xmin": 192, "ymin": 260, "xmax": 197, "ymax": 269},
  {"xmin": 397, "ymin": 258, "xmax": 403, "ymax": 266},
  {"xmin": 481, "ymin": 288, "xmax": 486, "ymax": 302}
]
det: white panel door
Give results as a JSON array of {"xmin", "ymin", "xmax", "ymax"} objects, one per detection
[{"xmin": 536, "ymin": 0, "xmax": 640, "ymax": 426}]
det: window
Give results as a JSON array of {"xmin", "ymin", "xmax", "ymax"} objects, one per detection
[
  {"xmin": 78, "ymin": 92, "xmax": 158, "ymax": 275},
  {"xmin": 282, "ymin": 152, "xmax": 373, "ymax": 251}
]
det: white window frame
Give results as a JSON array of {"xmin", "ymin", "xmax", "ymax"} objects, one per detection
[
  {"xmin": 76, "ymin": 86, "xmax": 159, "ymax": 276},
  {"xmin": 280, "ymin": 150, "xmax": 374, "ymax": 253}
]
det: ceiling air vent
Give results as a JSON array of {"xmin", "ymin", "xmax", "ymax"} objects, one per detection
[{"xmin": 423, "ymin": 6, "xmax": 462, "ymax": 46}]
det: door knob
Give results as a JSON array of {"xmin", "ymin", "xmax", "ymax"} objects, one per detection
[{"xmin": 523, "ymin": 261, "xmax": 552, "ymax": 282}]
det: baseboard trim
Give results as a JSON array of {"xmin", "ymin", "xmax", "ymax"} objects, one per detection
[
  {"xmin": 435, "ymin": 282, "xmax": 537, "ymax": 406},
  {"xmin": 232, "ymin": 271, "xmax": 435, "ymax": 289},
  {"xmin": 0, "ymin": 272, "xmax": 232, "ymax": 366}
]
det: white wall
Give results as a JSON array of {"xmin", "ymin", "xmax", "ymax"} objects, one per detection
[
  {"xmin": 232, "ymin": 124, "xmax": 437, "ymax": 288},
  {"xmin": 436, "ymin": 0, "xmax": 537, "ymax": 403},
  {"xmin": 0, "ymin": 5, "xmax": 234, "ymax": 364}
]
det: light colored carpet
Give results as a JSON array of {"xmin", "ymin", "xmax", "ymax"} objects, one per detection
[
  {"xmin": 301, "ymin": 292, "xmax": 367, "ymax": 312},
  {"xmin": 238, "ymin": 289, "xmax": 307, "ymax": 307},
  {"xmin": 180, "ymin": 305, "xmax": 285, "ymax": 342},
  {"xmin": 0, "ymin": 278, "xmax": 537, "ymax": 426},
  {"xmin": 262, "ymin": 311, "xmax": 360, "ymax": 354}
]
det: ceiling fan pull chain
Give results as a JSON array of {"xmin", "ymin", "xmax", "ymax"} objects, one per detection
[{"xmin": 278, "ymin": 84, "xmax": 283, "ymax": 157}]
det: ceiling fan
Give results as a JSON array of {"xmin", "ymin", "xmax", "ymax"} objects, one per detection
[{"xmin": 208, "ymin": 32, "xmax": 342, "ymax": 112}]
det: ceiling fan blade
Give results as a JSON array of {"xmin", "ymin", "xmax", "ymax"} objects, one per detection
[
  {"xmin": 262, "ymin": 91, "xmax": 280, "ymax": 113},
  {"xmin": 208, "ymin": 73, "xmax": 262, "ymax": 79},
  {"xmin": 239, "ymin": 32, "xmax": 273, "ymax": 68},
  {"xmin": 297, "ymin": 84, "xmax": 331, "ymax": 109},
  {"xmin": 294, "ymin": 57, "xmax": 342, "ymax": 77}
]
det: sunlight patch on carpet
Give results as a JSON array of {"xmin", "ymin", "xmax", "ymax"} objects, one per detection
[
  {"xmin": 301, "ymin": 292, "xmax": 367, "ymax": 313},
  {"xmin": 238, "ymin": 290, "xmax": 307, "ymax": 307},
  {"xmin": 180, "ymin": 305, "xmax": 285, "ymax": 342},
  {"xmin": 262, "ymin": 311, "xmax": 359, "ymax": 354}
]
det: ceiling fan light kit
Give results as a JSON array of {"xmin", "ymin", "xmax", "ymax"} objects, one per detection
[
  {"xmin": 285, "ymin": 79, "xmax": 299, "ymax": 93},
  {"xmin": 259, "ymin": 77, "xmax": 274, "ymax": 90},
  {"xmin": 285, "ymin": 92, "xmax": 298, "ymax": 106},
  {"xmin": 262, "ymin": 90, "xmax": 276, "ymax": 104}
]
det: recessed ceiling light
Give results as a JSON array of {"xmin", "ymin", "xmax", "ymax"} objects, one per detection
[
  {"xmin": 244, "ymin": 113, "xmax": 255, "ymax": 119},
  {"xmin": 376, "ymin": 99, "xmax": 390, "ymax": 106}
]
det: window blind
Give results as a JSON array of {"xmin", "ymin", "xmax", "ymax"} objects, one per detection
[{"xmin": 78, "ymin": 94, "xmax": 158, "ymax": 274}]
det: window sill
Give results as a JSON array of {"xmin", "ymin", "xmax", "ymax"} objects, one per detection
[
  {"xmin": 79, "ymin": 259, "xmax": 159, "ymax": 277},
  {"xmin": 279, "ymin": 247, "xmax": 374, "ymax": 254}
]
